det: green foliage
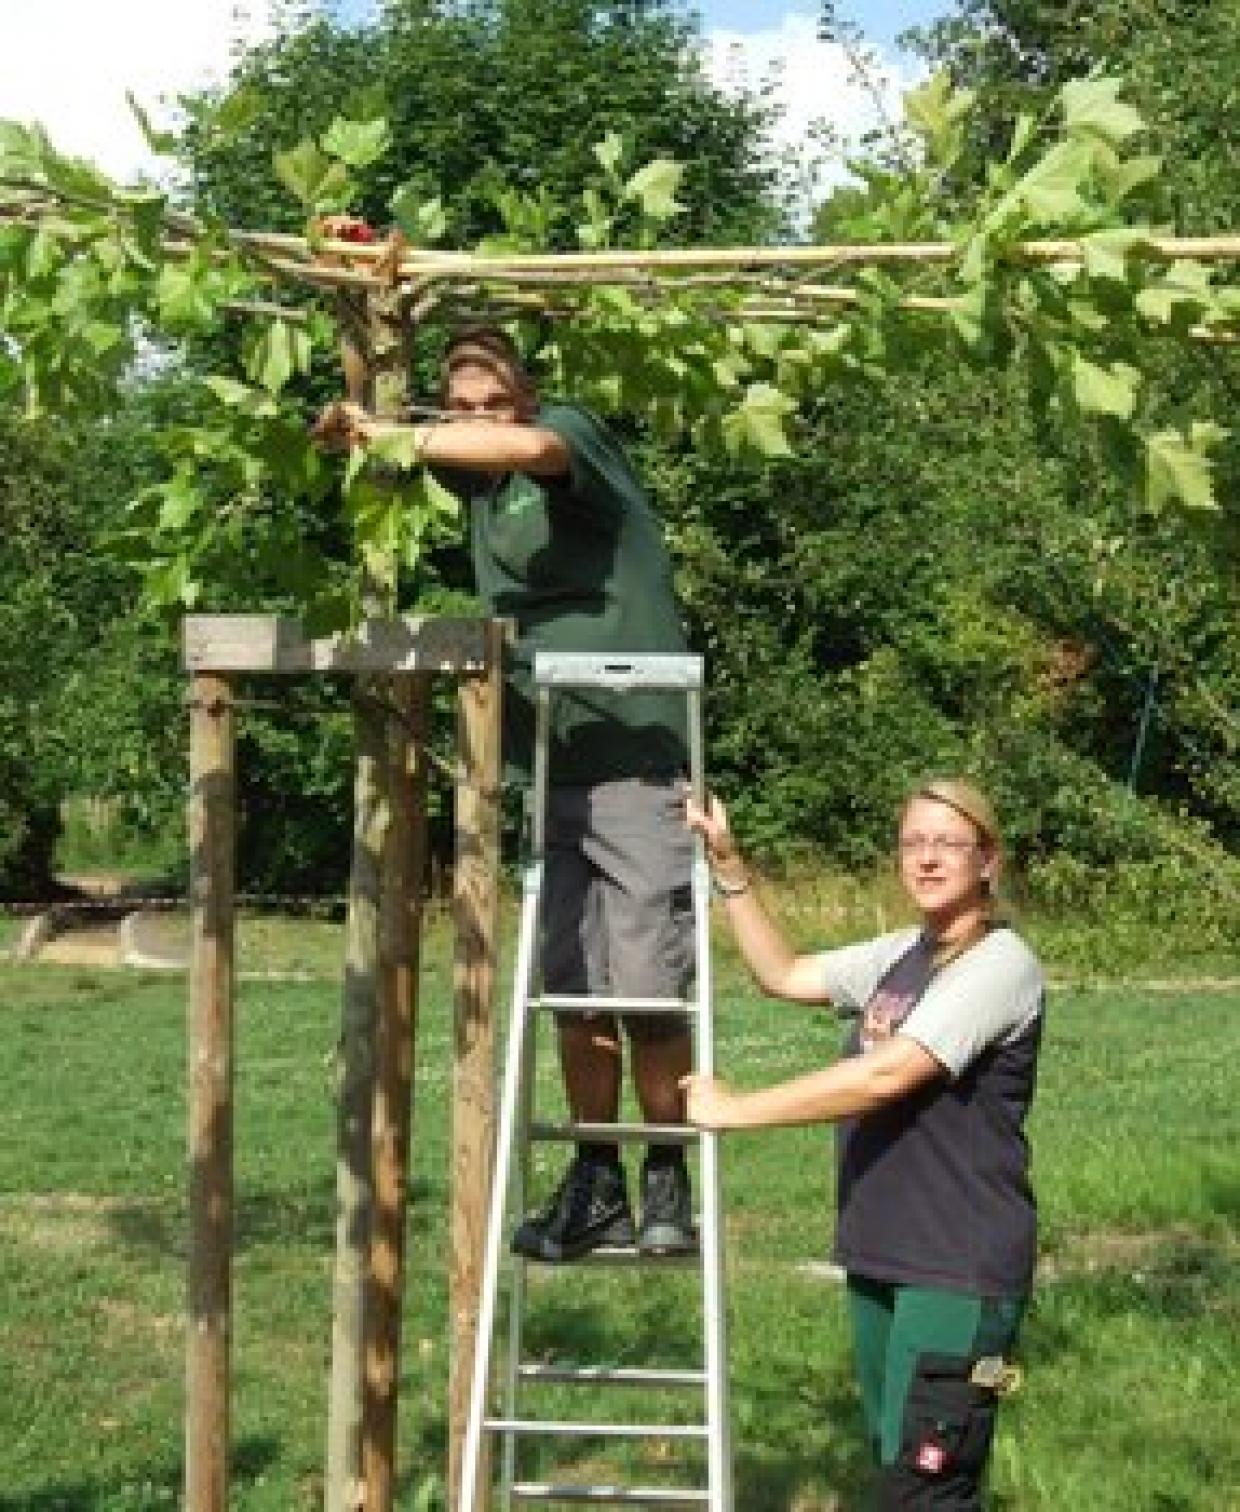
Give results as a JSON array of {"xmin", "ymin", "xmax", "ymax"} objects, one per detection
[
  {"xmin": 650, "ymin": 326, "xmax": 1240, "ymax": 869},
  {"xmin": 0, "ymin": 405, "xmax": 183, "ymax": 895},
  {"xmin": 0, "ymin": 0, "xmax": 1236, "ymax": 892},
  {"xmin": 180, "ymin": 0, "xmax": 784, "ymax": 248},
  {"xmin": 233, "ymin": 685, "xmax": 355, "ymax": 895},
  {"xmin": 916, "ymin": 0, "xmax": 1240, "ymax": 231}
]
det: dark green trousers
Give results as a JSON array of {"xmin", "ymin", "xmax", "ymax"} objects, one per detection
[{"xmin": 846, "ymin": 1275, "xmax": 1025, "ymax": 1468}]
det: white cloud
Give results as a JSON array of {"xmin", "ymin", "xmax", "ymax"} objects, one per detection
[
  {"xmin": 0, "ymin": 0, "xmax": 283, "ymax": 183},
  {"xmin": 0, "ymin": 3, "xmax": 921, "ymax": 205},
  {"xmin": 701, "ymin": 13, "xmax": 925, "ymax": 200}
]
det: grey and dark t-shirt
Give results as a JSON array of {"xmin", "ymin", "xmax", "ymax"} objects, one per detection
[
  {"xmin": 448, "ymin": 400, "xmax": 688, "ymax": 785},
  {"xmin": 813, "ymin": 926, "xmax": 1045, "ymax": 1297}
]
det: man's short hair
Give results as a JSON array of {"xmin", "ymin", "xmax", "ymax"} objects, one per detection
[{"xmin": 443, "ymin": 324, "xmax": 532, "ymax": 390}]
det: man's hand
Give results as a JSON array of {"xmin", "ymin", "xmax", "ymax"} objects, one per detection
[
  {"xmin": 311, "ymin": 399, "xmax": 372, "ymax": 452},
  {"xmin": 315, "ymin": 214, "xmax": 378, "ymax": 245}
]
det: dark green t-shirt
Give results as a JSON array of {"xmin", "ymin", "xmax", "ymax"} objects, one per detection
[{"xmin": 446, "ymin": 401, "xmax": 689, "ymax": 784}]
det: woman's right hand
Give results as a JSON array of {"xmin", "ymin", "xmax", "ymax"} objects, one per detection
[
  {"xmin": 684, "ymin": 792, "xmax": 746, "ymax": 878},
  {"xmin": 680, "ymin": 1072, "xmax": 740, "ymax": 1132}
]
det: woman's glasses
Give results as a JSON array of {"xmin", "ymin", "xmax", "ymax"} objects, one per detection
[{"xmin": 897, "ymin": 836, "xmax": 978, "ymax": 857}]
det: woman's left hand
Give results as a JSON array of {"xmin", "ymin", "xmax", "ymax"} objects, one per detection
[{"xmin": 680, "ymin": 1072, "xmax": 739, "ymax": 1131}]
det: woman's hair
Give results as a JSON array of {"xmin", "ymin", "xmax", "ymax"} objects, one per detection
[{"xmin": 903, "ymin": 777, "xmax": 1002, "ymax": 852}]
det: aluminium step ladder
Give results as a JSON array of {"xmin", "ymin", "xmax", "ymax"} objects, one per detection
[{"xmin": 460, "ymin": 651, "xmax": 733, "ymax": 1511}]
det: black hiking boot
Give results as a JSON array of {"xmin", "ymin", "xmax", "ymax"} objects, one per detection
[
  {"xmin": 511, "ymin": 1154, "xmax": 636, "ymax": 1263},
  {"xmin": 638, "ymin": 1153, "xmax": 697, "ymax": 1255}
]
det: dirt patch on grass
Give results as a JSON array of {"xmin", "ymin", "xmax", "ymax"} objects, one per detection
[
  {"xmin": 0, "ymin": 1192, "xmax": 161, "ymax": 1253},
  {"xmin": 96, "ymin": 1295, "xmax": 180, "ymax": 1340},
  {"xmin": 1038, "ymin": 1224, "xmax": 1238, "ymax": 1280}
]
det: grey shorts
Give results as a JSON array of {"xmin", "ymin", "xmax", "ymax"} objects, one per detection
[{"xmin": 542, "ymin": 777, "xmax": 694, "ymax": 1043}]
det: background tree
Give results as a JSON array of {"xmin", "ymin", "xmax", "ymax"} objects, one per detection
[
  {"xmin": 0, "ymin": 406, "xmax": 181, "ymax": 895},
  {"xmin": 181, "ymin": 0, "xmax": 785, "ymax": 247},
  {"xmin": 1, "ymin": 0, "xmax": 1236, "ymax": 909}
]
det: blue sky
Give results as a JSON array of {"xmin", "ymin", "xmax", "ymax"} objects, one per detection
[
  {"xmin": 329, "ymin": 2, "xmax": 950, "ymax": 52},
  {"xmin": 694, "ymin": 2, "xmax": 947, "ymax": 49}
]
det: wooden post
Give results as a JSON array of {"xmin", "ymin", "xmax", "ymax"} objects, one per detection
[
  {"xmin": 363, "ymin": 675, "xmax": 432, "ymax": 1509},
  {"xmin": 180, "ymin": 615, "xmax": 495, "ymax": 1509},
  {"xmin": 449, "ymin": 620, "xmax": 505, "ymax": 1510},
  {"xmin": 185, "ymin": 672, "xmax": 236, "ymax": 1512}
]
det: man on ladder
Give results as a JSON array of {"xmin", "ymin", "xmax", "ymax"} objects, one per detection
[
  {"xmin": 320, "ymin": 326, "xmax": 730, "ymax": 1506},
  {"xmin": 324, "ymin": 324, "xmax": 698, "ymax": 1256}
]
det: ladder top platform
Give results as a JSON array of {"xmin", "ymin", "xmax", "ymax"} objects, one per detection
[{"xmin": 533, "ymin": 652, "xmax": 703, "ymax": 693}]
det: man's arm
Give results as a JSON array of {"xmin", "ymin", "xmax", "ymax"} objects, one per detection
[
  {"xmin": 313, "ymin": 401, "xmax": 570, "ymax": 478},
  {"xmin": 414, "ymin": 417, "xmax": 569, "ymax": 476}
]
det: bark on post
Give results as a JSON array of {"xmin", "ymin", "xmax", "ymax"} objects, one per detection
[
  {"xmin": 363, "ymin": 675, "xmax": 432, "ymax": 1509},
  {"xmin": 185, "ymin": 672, "xmax": 236, "ymax": 1512},
  {"xmin": 449, "ymin": 619, "xmax": 505, "ymax": 1510},
  {"xmin": 325, "ymin": 277, "xmax": 416, "ymax": 1512},
  {"xmin": 324, "ymin": 299, "xmax": 383, "ymax": 1512},
  {"xmin": 327, "ymin": 680, "xmax": 390, "ymax": 1511}
]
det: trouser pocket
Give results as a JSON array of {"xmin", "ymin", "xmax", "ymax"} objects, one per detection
[{"xmin": 875, "ymin": 1352, "xmax": 999, "ymax": 1510}]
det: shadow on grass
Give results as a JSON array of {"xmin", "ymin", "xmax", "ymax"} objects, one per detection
[
  {"xmin": 0, "ymin": 1435, "xmax": 278, "ymax": 1510},
  {"xmin": 1204, "ymin": 1163, "xmax": 1240, "ymax": 1223},
  {"xmin": 468, "ymin": 1287, "xmax": 873, "ymax": 1509},
  {"xmin": 103, "ymin": 1176, "xmax": 436, "ymax": 1259},
  {"xmin": 1029, "ymin": 1234, "xmax": 1234, "ymax": 1347}
]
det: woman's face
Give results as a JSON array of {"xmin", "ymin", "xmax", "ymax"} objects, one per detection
[{"xmin": 897, "ymin": 796, "xmax": 994, "ymax": 926}]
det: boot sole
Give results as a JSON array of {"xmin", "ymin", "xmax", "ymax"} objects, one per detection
[
  {"xmin": 511, "ymin": 1215, "xmax": 636, "ymax": 1263},
  {"xmin": 637, "ymin": 1223, "xmax": 699, "ymax": 1256}
]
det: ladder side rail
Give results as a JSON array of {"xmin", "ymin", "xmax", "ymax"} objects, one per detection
[
  {"xmin": 687, "ymin": 686, "xmax": 734, "ymax": 1512},
  {"xmin": 461, "ymin": 864, "xmax": 544, "ymax": 1512},
  {"xmin": 530, "ymin": 688, "xmax": 551, "ymax": 857},
  {"xmin": 499, "ymin": 684, "xmax": 552, "ymax": 1510},
  {"xmin": 501, "ymin": 942, "xmax": 543, "ymax": 1510}
]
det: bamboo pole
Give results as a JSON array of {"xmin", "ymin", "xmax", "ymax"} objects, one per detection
[
  {"xmin": 185, "ymin": 673, "xmax": 236, "ymax": 1512},
  {"xmin": 391, "ymin": 233, "xmax": 1240, "ymax": 277},
  {"xmin": 217, "ymin": 228, "xmax": 1240, "ymax": 273},
  {"xmin": 363, "ymin": 676, "xmax": 432, "ymax": 1511},
  {"xmin": 449, "ymin": 619, "xmax": 505, "ymax": 1512}
]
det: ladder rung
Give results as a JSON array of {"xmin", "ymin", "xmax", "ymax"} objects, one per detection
[
  {"xmin": 533, "ymin": 651, "xmax": 703, "ymax": 692},
  {"xmin": 511, "ymin": 1484, "xmax": 709, "ymax": 1506},
  {"xmin": 529, "ymin": 1121, "xmax": 699, "ymax": 1145},
  {"xmin": 527, "ymin": 1244, "xmax": 700, "ymax": 1268},
  {"xmin": 485, "ymin": 1418, "xmax": 707, "ymax": 1441},
  {"xmin": 539, "ymin": 994, "xmax": 696, "ymax": 1016},
  {"xmin": 518, "ymin": 1365, "xmax": 706, "ymax": 1389}
]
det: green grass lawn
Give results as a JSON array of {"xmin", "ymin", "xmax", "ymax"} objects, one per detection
[{"xmin": 0, "ymin": 940, "xmax": 1237, "ymax": 1510}]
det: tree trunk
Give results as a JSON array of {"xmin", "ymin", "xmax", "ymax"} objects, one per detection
[
  {"xmin": 326, "ymin": 680, "xmax": 390, "ymax": 1512},
  {"xmin": 325, "ymin": 284, "xmax": 416, "ymax": 1512}
]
